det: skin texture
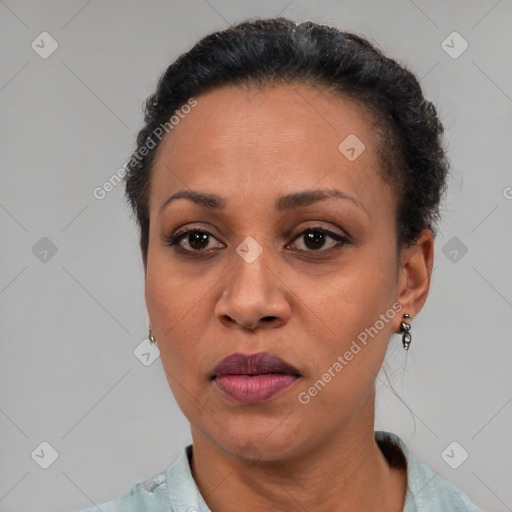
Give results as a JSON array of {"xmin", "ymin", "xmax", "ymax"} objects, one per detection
[{"xmin": 144, "ymin": 83, "xmax": 434, "ymax": 512}]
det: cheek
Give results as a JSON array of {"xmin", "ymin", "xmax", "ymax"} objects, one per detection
[
  {"xmin": 299, "ymin": 248, "xmax": 397, "ymax": 397},
  {"xmin": 145, "ymin": 254, "xmax": 201, "ymax": 336},
  {"xmin": 145, "ymin": 266, "xmax": 198, "ymax": 381},
  {"xmin": 154, "ymin": 321, "xmax": 211, "ymax": 424},
  {"xmin": 306, "ymin": 246, "xmax": 397, "ymax": 338},
  {"xmin": 297, "ymin": 301, "xmax": 394, "ymax": 428}
]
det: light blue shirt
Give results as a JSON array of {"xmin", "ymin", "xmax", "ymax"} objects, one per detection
[{"xmin": 81, "ymin": 431, "xmax": 482, "ymax": 511}]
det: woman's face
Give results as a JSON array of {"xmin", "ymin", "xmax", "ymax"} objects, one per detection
[{"xmin": 145, "ymin": 83, "xmax": 409, "ymax": 460}]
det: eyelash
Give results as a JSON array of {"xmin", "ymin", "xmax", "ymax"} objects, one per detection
[{"xmin": 164, "ymin": 224, "xmax": 351, "ymax": 256}]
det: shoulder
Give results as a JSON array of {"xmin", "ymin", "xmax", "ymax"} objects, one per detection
[
  {"xmin": 79, "ymin": 470, "xmax": 169, "ymax": 512},
  {"xmin": 375, "ymin": 431, "xmax": 483, "ymax": 512},
  {"xmin": 79, "ymin": 445, "xmax": 207, "ymax": 512}
]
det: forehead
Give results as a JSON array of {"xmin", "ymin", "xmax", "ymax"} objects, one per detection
[{"xmin": 149, "ymin": 83, "xmax": 388, "ymax": 217}]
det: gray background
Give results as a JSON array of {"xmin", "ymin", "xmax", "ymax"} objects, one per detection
[{"xmin": 1, "ymin": 1, "xmax": 511, "ymax": 511}]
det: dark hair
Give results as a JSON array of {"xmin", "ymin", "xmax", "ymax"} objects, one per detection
[{"xmin": 124, "ymin": 17, "xmax": 449, "ymax": 268}]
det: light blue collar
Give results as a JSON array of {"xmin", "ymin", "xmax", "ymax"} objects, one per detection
[{"xmin": 162, "ymin": 431, "xmax": 481, "ymax": 511}]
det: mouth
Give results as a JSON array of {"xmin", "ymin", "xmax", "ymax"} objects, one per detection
[
  {"xmin": 210, "ymin": 351, "xmax": 302, "ymax": 380},
  {"xmin": 210, "ymin": 351, "xmax": 302, "ymax": 404}
]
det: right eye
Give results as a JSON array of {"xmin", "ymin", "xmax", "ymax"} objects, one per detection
[{"xmin": 165, "ymin": 228, "xmax": 225, "ymax": 254}]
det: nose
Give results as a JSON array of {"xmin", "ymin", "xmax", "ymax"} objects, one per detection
[{"xmin": 215, "ymin": 249, "xmax": 292, "ymax": 332}]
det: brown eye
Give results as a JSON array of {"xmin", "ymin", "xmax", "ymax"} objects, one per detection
[
  {"xmin": 289, "ymin": 227, "xmax": 350, "ymax": 252},
  {"xmin": 166, "ymin": 228, "xmax": 224, "ymax": 252},
  {"xmin": 164, "ymin": 225, "xmax": 350, "ymax": 257}
]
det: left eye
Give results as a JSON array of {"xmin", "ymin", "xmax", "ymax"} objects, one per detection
[
  {"xmin": 289, "ymin": 227, "xmax": 350, "ymax": 252},
  {"xmin": 165, "ymin": 226, "xmax": 350, "ymax": 254}
]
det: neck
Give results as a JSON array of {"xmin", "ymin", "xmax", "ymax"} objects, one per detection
[{"xmin": 188, "ymin": 395, "xmax": 406, "ymax": 512}]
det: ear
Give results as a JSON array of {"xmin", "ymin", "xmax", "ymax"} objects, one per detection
[{"xmin": 394, "ymin": 229, "xmax": 435, "ymax": 331}]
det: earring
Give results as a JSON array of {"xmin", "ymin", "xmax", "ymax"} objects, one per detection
[
  {"xmin": 148, "ymin": 327, "xmax": 157, "ymax": 345},
  {"xmin": 399, "ymin": 313, "xmax": 414, "ymax": 351}
]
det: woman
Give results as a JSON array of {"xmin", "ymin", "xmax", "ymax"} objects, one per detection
[{"xmin": 82, "ymin": 17, "xmax": 482, "ymax": 512}]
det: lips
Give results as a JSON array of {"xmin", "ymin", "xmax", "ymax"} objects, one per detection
[
  {"xmin": 211, "ymin": 351, "xmax": 302, "ymax": 404},
  {"xmin": 211, "ymin": 351, "xmax": 301, "ymax": 379}
]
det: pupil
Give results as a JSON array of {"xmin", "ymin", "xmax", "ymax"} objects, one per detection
[
  {"xmin": 189, "ymin": 232, "xmax": 209, "ymax": 250},
  {"xmin": 305, "ymin": 231, "xmax": 325, "ymax": 250}
]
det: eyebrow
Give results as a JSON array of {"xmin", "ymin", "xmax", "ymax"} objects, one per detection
[{"xmin": 158, "ymin": 188, "xmax": 369, "ymax": 216}]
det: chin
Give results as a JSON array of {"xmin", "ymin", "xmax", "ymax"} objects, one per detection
[{"xmin": 214, "ymin": 422, "xmax": 304, "ymax": 462}]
